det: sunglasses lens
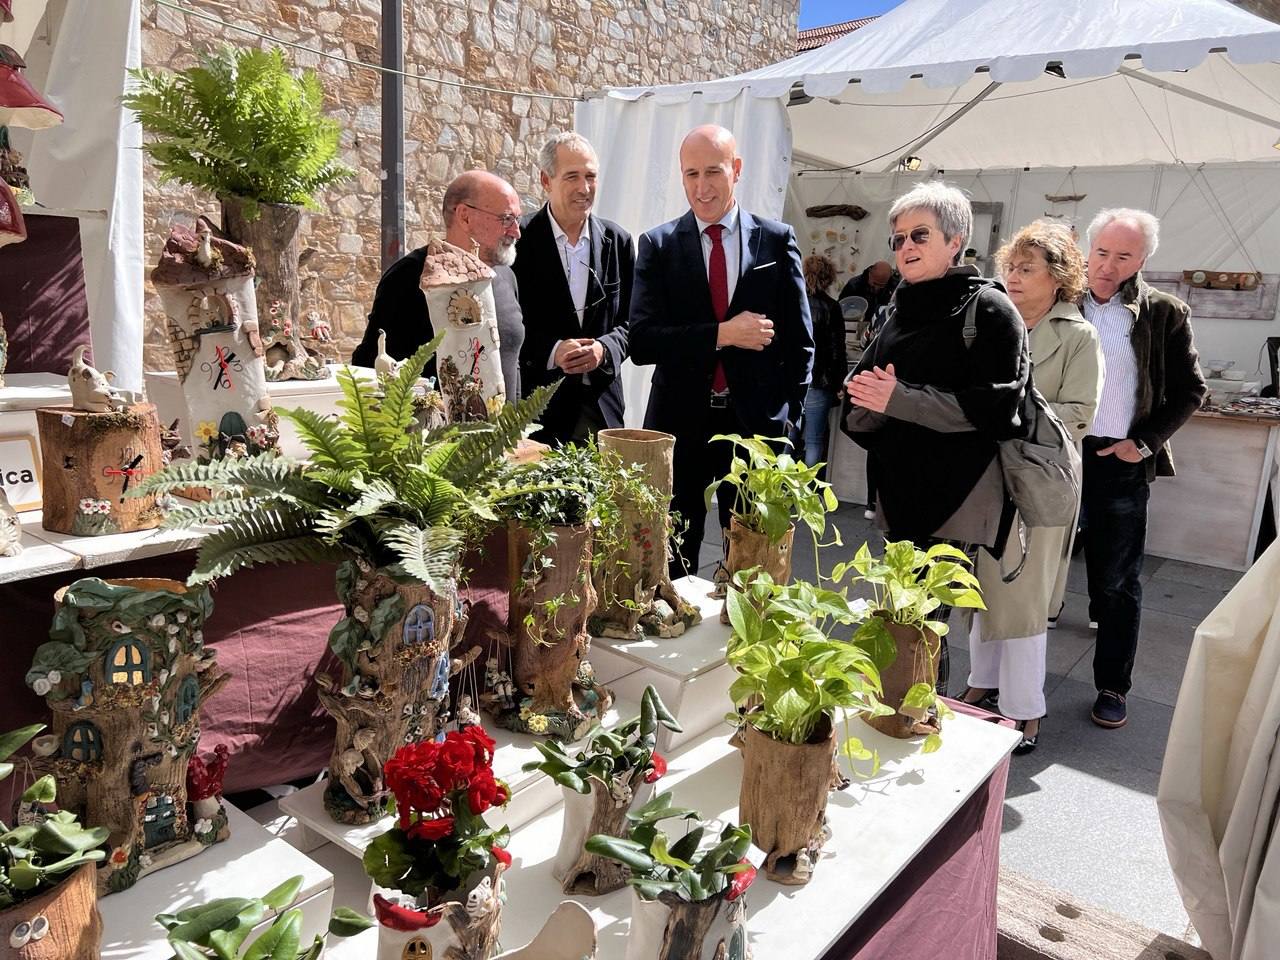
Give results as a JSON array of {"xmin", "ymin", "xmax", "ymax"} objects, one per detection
[
  {"xmin": 889, "ymin": 234, "xmax": 905, "ymax": 251},
  {"xmin": 912, "ymin": 228, "xmax": 930, "ymax": 245}
]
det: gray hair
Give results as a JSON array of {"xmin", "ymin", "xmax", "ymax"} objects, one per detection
[
  {"xmin": 1086, "ymin": 207, "xmax": 1160, "ymax": 259},
  {"xmin": 536, "ymin": 131, "xmax": 596, "ymax": 179},
  {"xmin": 888, "ymin": 181, "xmax": 973, "ymax": 265}
]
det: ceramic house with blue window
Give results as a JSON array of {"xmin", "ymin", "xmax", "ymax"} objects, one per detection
[{"xmin": 24, "ymin": 577, "xmax": 230, "ymax": 896}]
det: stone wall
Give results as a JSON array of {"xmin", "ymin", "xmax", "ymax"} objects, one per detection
[
  {"xmin": 140, "ymin": 0, "xmax": 799, "ymax": 370},
  {"xmin": 1230, "ymin": 0, "xmax": 1280, "ymax": 23}
]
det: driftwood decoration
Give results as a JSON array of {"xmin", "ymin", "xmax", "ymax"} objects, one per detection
[
  {"xmin": 805, "ymin": 203, "xmax": 868, "ymax": 221},
  {"xmin": 316, "ymin": 561, "xmax": 464, "ymax": 824},
  {"xmin": 625, "ymin": 888, "xmax": 749, "ymax": 960},
  {"xmin": 554, "ymin": 778, "xmax": 654, "ymax": 896},
  {"xmin": 739, "ymin": 717, "xmax": 836, "ymax": 885},
  {"xmin": 35, "ymin": 404, "xmax": 164, "ymax": 536},
  {"xmin": 0, "ymin": 862, "xmax": 101, "ymax": 960},
  {"xmin": 866, "ymin": 619, "xmax": 941, "ymax": 739},
  {"xmin": 374, "ymin": 860, "xmax": 506, "ymax": 960},
  {"xmin": 591, "ymin": 429, "xmax": 701, "ymax": 640},
  {"xmin": 24, "ymin": 578, "xmax": 229, "ymax": 896},
  {"xmin": 488, "ymin": 523, "xmax": 612, "ymax": 740},
  {"xmin": 718, "ymin": 518, "xmax": 794, "ymax": 625}
]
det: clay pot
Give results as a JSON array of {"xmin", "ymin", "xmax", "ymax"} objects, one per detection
[
  {"xmin": 624, "ymin": 887, "xmax": 748, "ymax": 960},
  {"xmin": 719, "ymin": 517, "xmax": 794, "ymax": 624},
  {"xmin": 552, "ymin": 776, "xmax": 656, "ymax": 896},
  {"xmin": 0, "ymin": 863, "xmax": 101, "ymax": 960},
  {"xmin": 865, "ymin": 617, "xmax": 942, "ymax": 739},
  {"xmin": 373, "ymin": 861, "xmax": 505, "ymax": 960},
  {"xmin": 494, "ymin": 901, "xmax": 596, "ymax": 959}
]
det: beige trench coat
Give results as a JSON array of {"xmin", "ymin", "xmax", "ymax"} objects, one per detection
[{"xmin": 976, "ymin": 300, "xmax": 1102, "ymax": 640}]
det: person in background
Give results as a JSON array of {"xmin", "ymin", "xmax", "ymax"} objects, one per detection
[
  {"xmin": 1078, "ymin": 208, "xmax": 1205, "ymax": 730},
  {"xmin": 963, "ymin": 221, "xmax": 1103, "ymax": 754},
  {"xmin": 352, "ymin": 170, "xmax": 525, "ymax": 397},
  {"xmin": 839, "ymin": 259, "xmax": 899, "ymax": 318},
  {"xmin": 841, "ymin": 181, "xmax": 1030, "ymax": 696},
  {"xmin": 796, "ymin": 253, "xmax": 846, "ymax": 475},
  {"xmin": 514, "ymin": 131, "xmax": 634, "ymax": 444}
]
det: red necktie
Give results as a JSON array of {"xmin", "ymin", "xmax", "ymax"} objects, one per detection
[{"xmin": 706, "ymin": 223, "xmax": 729, "ymax": 394}]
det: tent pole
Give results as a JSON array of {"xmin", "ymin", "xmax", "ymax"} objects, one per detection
[
  {"xmin": 380, "ymin": 0, "xmax": 406, "ymax": 270},
  {"xmin": 880, "ymin": 81, "xmax": 1002, "ymax": 173},
  {"xmin": 1117, "ymin": 66, "xmax": 1280, "ymax": 129}
]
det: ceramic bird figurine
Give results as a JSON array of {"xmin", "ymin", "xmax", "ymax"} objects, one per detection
[
  {"xmin": 0, "ymin": 485, "xmax": 21, "ymax": 557},
  {"xmin": 373, "ymin": 328, "xmax": 401, "ymax": 377},
  {"xmin": 67, "ymin": 345, "xmax": 126, "ymax": 413}
]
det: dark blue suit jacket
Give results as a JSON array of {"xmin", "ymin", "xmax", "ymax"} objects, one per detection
[{"xmin": 629, "ymin": 208, "xmax": 813, "ymax": 439}]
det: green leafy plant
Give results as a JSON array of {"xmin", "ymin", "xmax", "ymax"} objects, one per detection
[
  {"xmin": 0, "ymin": 724, "xmax": 109, "ymax": 910},
  {"xmin": 724, "ymin": 571, "xmax": 888, "ymax": 765},
  {"xmin": 832, "ymin": 541, "xmax": 987, "ymax": 748},
  {"xmin": 156, "ymin": 874, "xmax": 373, "ymax": 960},
  {"xmin": 522, "ymin": 685, "xmax": 681, "ymax": 793},
  {"xmin": 124, "ymin": 46, "xmax": 354, "ymax": 214},
  {"xmin": 705, "ymin": 434, "xmax": 839, "ymax": 569},
  {"xmin": 132, "ymin": 337, "xmax": 557, "ymax": 593},
  {"xmin": 584, "ymin": 793, "xmax": 755, "ymax": 903}
]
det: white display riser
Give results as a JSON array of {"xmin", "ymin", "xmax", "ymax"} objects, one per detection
[
  {"xmin": 146, "ymin": 364, "xmax": 376, "ymax": 462},
  {"xmin": 322, "ymin": 713, "xmax": 1020, "ymax": 960},
  {"xmin": 101, "ymin": 802, "xmax": 334, "ymax": 959}
]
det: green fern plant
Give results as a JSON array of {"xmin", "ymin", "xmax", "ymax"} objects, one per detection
[
  {"xmin": 132, "ymin": 337, "xmax": 556, "ymax": 592},
  {"xmin": 123, "ymin": 46, "xmax": 354, "ymax": 212}
]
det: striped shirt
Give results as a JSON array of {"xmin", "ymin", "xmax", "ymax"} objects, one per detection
[{"xmin": 1083, "ymin": 292, "xmax": 1138, "ymax": 439}]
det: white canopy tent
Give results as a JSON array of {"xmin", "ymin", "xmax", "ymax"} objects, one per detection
[{"xmin": 576, "ymin": 0, "xmax": 1280, "ymax": 423}]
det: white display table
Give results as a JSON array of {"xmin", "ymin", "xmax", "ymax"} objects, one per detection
[{"xmin": 101, "ymin": 802, "xmax": 334, "ymax": 959}]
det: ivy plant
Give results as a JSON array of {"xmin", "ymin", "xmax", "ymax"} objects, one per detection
[
  {"xmin": 584, "ymin": 792, "xmax": 754, "ymax": 903},
  {"xmin": 724, "ymin": 570, "xmax": 889, "ymax": 765},
  {"xmin": 156, "ymin": 874, "xmax": 373, "ymax": 960},
  {"xmin": 522, "ymin": 685, "xmax": 681, "ymax": 793},
  {"xmin": 124, "ymin": 46, "xmax": 354, "ymax": 214},
  {"xmin": 0, "ymin": 724, "xmax": 109, "ymax": 910}
]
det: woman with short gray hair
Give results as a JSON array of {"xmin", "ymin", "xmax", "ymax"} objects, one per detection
[{"xmin": 841, "ymin": 181, "xmax": 1030, "ymax": 695}]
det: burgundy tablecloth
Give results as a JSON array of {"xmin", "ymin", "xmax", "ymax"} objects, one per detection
[
  {"xmin": 822, "ymin": 701, "xmax": 1014, "ymax": 960},
  {"xmin": 0, "ymin": 212, "xmax": 90, "ymax": 374}
]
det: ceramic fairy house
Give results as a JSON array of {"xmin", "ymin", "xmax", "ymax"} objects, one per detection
[
  {"xmin": 419, "ymin": 239, "xmax": 505, "ymax": 422},
  {"xmin": 24, "ymin": 578, "xmax": 230, "ymax": 896},
  {"xmin": 35, "ymin": 347, "xmax": 165, "ymax": 536},
  {"xmin": 151, "ymin": 219, "xmax": 280, "ymax": 465},
  {"xmin": 0, "ymin": 486, "xmax": 21, "ymax": 557}
]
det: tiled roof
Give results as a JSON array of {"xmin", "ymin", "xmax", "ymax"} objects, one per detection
[{"xmin": 796, "ymin": 16, "xmax": 877, "ymax": 51}]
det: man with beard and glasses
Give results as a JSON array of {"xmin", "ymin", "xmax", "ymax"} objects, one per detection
[{"xmin": 353, "ymin": 170, "xmax": 526, "ymax": 397}]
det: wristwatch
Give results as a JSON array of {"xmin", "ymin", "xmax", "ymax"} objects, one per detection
[{"xmin": 1135, "ymin": 439, "xmax": 1154, "ymax": 459}]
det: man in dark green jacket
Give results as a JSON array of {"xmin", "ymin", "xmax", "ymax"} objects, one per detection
[{"xmin": 1080, "ymin": 208, "xmax": 1206, "ymax": 730}]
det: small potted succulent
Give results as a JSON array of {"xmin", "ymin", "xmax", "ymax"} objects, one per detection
[
  {"xmin": 832, "ymin": 540, "xmax": 985, "ymax": 741},
  {"xmin": 0, "ymin": 724, "xmax": 109, "ymax": 960},
  {"xmin": 705, "ymin": 434, "xmax": 838, "ymax": 623},
  {"xmin": 585, "ymin": 792, "xmax": 755, "ymax": 960},
  {"xmin": 362, "ymin": 727, "xmax": 512, "ymax": 960},
  {"xmin": 156, "ymin": 873, "xmax": 373, "ymax": 959},
  {"xmin": 724, "ymin": 571, "xmax": 887, "ymax": 885},
  {"xmin": 523, "ymin": 685, "xmax": 682, "ymax": 895}
]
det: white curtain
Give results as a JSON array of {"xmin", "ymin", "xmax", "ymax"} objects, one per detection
[
  {"xmin": 575, "ymin": 91, "xmax": 791, "ymax": 426},
  {"xmin": 1158, "ymin": 538, "xmax": 1280, "ymax": 960},
  {"xmin": 25, "ymin": 0, "xmax": 143, "ymax": 391}
]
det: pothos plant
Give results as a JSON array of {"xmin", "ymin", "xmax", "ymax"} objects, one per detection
[
  {"xmin": 522, "ymin": 684, "xmax": 681, "ymax": 794},
  {"xmin": 0, "ymin": 724, "xmax": 109, "ymax": 910},
  {"xmin": 156, "ymin": 874, "xmax": 373, "ymax": 960},
  {"xmin": 831, "ymin": 540, "xmax": 986, "ymax": 748},
  {"xmin": 724, "ymin": 570, "xmax": 889, "ymax": 764},
  {"xmin": 584, "ymin": 792, "xmax": 756, "ymax": 903}
]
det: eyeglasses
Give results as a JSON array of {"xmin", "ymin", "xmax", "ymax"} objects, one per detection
[
  {"xmin": 889, "ymin": 227, "xmax": 933, "ymax": 252},
  {"xmin": 461, "ymin": 202, "xmax": 521, "ymax": 229}
]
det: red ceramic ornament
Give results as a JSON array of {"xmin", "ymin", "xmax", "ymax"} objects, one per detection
[
  {"xmin": 0, "ymin": 44, "xmax": 64, "ymax": 129},
  {"xmin": 0, "ymin": 0, "xmax": 11, "ymax": 24}
]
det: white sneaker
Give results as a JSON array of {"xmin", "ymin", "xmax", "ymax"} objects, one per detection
[
  {"xmin": 1088, "ymin": 620, "xmax": 1098, "ymax": 630},
  {"xmin": 863, "ymin": 507, "xmax": 876, "ymax": 520}
]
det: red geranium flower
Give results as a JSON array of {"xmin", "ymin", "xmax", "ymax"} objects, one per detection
[
  {"xmin": 436, "ymin": 737, "xmax": 476, "ymax": 791},
  {"xmin": 407, "ymin": 816, "xmax": 455, "ymax": 842},
  {"xmin": 644, "ymin": 752, "xmax": 667, "ymax": 784},
  {"xmin": 490, "ymin": 844, "xmax": 512, "ymax": 867},
  {"xmin": 460, "ymin": 725, "xmax": 496, "ymax": 765},
  {"xmin": 726, "ymin": 859, "xmax": 757, "ymax": 902},
  {"xmin": 467, "ymin": 767, "xmax": 509, "ymax": 815}
]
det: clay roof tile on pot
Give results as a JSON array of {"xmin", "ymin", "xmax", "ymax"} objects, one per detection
[
  {"xmin": 420, "ymin": 238, "xmax": 494, "ymax": 289},
  {"xmin": 151, "ymin": 219, "xmax": 256, "ymax": 286}
]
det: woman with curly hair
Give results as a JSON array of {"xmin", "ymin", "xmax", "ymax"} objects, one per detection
[
  {"xmin": 796, "ymin": 253, "xmax": 847, "ymax": 473},
  {"xmin": 962, "ymin": 221, "xmax": 1103, "ymax": 754}
]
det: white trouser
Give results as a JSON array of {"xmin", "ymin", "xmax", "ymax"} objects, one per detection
[{"xmin": 966, "ymin": 612, "xmax": 1047, "ymax": 721}]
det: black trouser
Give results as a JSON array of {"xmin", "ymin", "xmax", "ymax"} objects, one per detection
[
  {"xmin": 669, "ymin": 403, "xmax": 748, "ymax": 578},
  {"xmin": 1082, "ymin": 436, "xmax": 1150, "ymax": 696}
]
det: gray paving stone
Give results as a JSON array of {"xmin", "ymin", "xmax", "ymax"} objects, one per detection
[
  {"xmin": 1065, "ymin": 607, "xmax": 1199, "ymax": 707},
  {"xmin": 1150, "ymin": 557, "xmax": 1244, "ymax": 593}
]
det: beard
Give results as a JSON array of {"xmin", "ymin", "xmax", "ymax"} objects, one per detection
[{"xmin": 489, "ymin": 239, "xmax": 517, "ymax": 267}]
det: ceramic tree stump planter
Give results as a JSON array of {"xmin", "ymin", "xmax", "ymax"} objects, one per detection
[
  {"xmin": 24, "ymin": 578, "xmax": 229, "ymax": 896},
  {"xmin": 718, "ymin": 518, "xmax": 794, "ymax": 625},
  {"xmin": 866, "ymin": 619, "xmax": 942, "ymax": 740},
  {"xmin": 493, "ymin": 901, "xmax": 596, "ymax": 960},
  {"xmin": 316, "ymin": 560, "xmax": 467, "ymax": 824},
  {"xmin": 0, "ymin": 862, "xmax": 101, "ymax": 960},
  {"xmin": 590, "ymin": 429, "xmax": 701, "ymax": 640},
  {"xmin": 625, "ymin": 889, "xmax": 749, "ymax": 960},
  {"xmin": 553, "ymin": 778, "xmax": 657, "ymax": 897},
  {"xmin": 490, "ymin": 523, "xmax": 612, "ymax": 739},
  {"xmin": 739, "ymin": 716, "xmax": 838, "ymax": 885}
]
